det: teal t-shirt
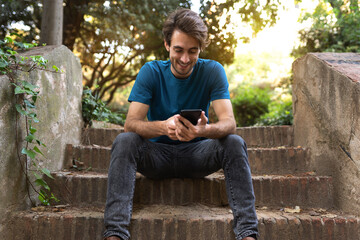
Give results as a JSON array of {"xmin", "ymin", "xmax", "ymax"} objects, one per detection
[{"xmin": 128, "ymin": 58, "xmax": 230, "ymax": 144}]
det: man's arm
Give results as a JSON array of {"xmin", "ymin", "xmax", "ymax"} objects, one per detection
[
  {"xmin": 124, "ymin": 101, "xmax": 178, "ymax": 140},
  {"xmin": 174, "ymin": 99, "xmax": 236, "ymax": 141},
  {"xmin": 203, "ymin": 98, "xmax": 236, "ymax": 138}
]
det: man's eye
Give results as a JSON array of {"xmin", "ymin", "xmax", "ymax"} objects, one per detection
[{"xmin": 175, "ymin": 49, "xmax": 182, "ymax": 52}]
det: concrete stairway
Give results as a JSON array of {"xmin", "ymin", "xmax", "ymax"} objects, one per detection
[{"xmin": 8, "ymin": 126, "xmax": 360, "ymax": 239}]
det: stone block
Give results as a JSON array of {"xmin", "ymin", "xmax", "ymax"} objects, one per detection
[
  {"xmin": 0, "ymin": 45, "xmax": 83, "ymax": 238},
  {"xmin": 293, "ymin": 53, "xmax": 360, "ymax": 213}
]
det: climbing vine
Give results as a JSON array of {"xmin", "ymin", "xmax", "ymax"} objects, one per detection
[{"xmin": 0, "ymin": 33, "xmax": 59, "ymax": 206}]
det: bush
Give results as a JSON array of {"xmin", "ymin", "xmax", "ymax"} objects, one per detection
[
  {"xmin": 256, "ymin": 94, "xmax": 293, "ymax": 126},
  {"xmin": 82, "ymin": 87, "xmax": 125, "ymax": 127},
  {"xmin": 231, "ymin": 84, "xmax": 271, "ymax": 127}
]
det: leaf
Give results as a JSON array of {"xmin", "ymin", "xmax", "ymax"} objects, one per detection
[
  {"xmin": 4, "ymin": 37, "xmax": 13, "ymax": 44},
  {"xmin": 14, "ymin": 86, "xmax": 25, "ymax": 95},
  {"xmin": 51, "ymin": 193, "xmax": 60, "ymax": 202},
  {"xmin": 41, "ymin": 168, "xmax": 54, "ymax": 179},
  {"xmin": 32, "ymin": 116, "xmax": 40, "ymax": 123},
  {"xmin": 35, "ymin": 178, "xmax": 50, "ymax": 191},
  {"xmin": 29, "ymin": 126, "xmax": 37, "ymax": 134},
  {"xmin": 38, "ymin": 190, "xmax": 50, "ymax": 206},
  {"xmin": 24, "ymin": 99, "xmax": 35, "ymax": 109},
  {"xmin": 38, "ymin": 192, "xmax": 46, "ymax": 205},
  {"xmin": 28, "ymin": 112, "xmax": 39, "ymax": 122},
  {"xmin": 21, "ymin": 148, "xmax": 36, "ymax": 159},
  {"xmin": 31, "ymin": 95, "xmax": 37, "ymax": 103},
  {"xmin": 10, "ymin": 32, "xmax": 22, "ymax": 38},
  {"xmin": 14, "ymin": 41, "xmax": 24, "ymax": 49},
  {"xmin": 6, "ymin": 49, "xmax": 17, "ymax": 55},
  {"xmin": 15, "ymin": 104, "xmax": 27, "ymax": 115},
  {"xmin": 52, "ymin": 65, "xmax": 60, "ymax": 72},
  {"xmin": 33, "ymin": 173, "xmax": 42, "ymax": 181},
  {"xmin": 21, "ymin": 80, "xmax": 38, "ymax": 91},
  {"xmin": 30, "ymin": 55, "xmax": 48, "ymax": 67},
  {"xmin": 33, "ymin": 146, "xmax": 44, "ymax": 156},
  {"xmin": 23, "ymin": 43, "xmax": 34, "ymax": 49},
  {"xmin": 36, "ymin": 139, "xmax": 46, "ymax": 147},
  {"xmin": 0, "ymin": 59, "xmax": 8, "ymax": 68},
  {"xmin": 25, "ymin": 134, "xmax": 35, "ymax": 143}
]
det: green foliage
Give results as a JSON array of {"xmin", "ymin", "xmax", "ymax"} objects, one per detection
[
  {"xmin": 256, "ymin": 97, "xmax": 293, "ymax": 126},
  {"xmin": 1, "ymin": 34, "xmax": 59, "ymax": 206},
  {"xmin": 199, "ymin": 0, "xmax": 282, "ymax": 65},
  {"xmin": 82, "ymin": 86, "xmax": 125, "ymax": 127},
  {"xmin": 231, "ymin": 84, "xmax": 271, "ymax": 127},
  {"xmin": 77, "ymin": 0, "xmax": 192, "ymax": 103},
  {"xmin": 231, "ymin": 82, "xmax": 293, "ymax": 127},
  {"xmin": 1, "ymin": 0, "xmax": 284, "ymax": 103},
  {"xmin": 13, "ymin": 80, "xmax": 59, "ymax": 206},
  {"xmin": 292, "ymin": 0, "xmax": 360, "ymax": 58},
  {"xmin": 0, "ymin": 0, "xmax": 42, "ymax": 43}
]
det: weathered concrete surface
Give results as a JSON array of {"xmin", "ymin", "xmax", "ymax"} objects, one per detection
[
  {"xmin": 293, "ymin": 53, "xmax": 360, "ymax": 214},
  {"xmin": 0, "ymin": 45, "xmax": 83, "ymax": 237}
]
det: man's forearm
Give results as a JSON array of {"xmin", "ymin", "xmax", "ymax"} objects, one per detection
[
  {"xmin": 124, "ymin": 119, "xmax": 166, "ymax": 139},
  {"xmin": 202, "ymin": 118, "xmax": 236, "ymax": 139}
]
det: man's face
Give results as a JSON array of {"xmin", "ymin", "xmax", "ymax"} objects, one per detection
[{"xmin": 165, "ymin": 29, "xmax": 200, "ymax": 79}]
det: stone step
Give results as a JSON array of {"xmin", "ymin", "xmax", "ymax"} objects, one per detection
[
  {"xmin": 8, "ymin": 205, "xmax": 360, "ymax": 240},
  {"xmin": 65, "ymin": 145, "xmax": 311, "ymax": 175},
  {"xmin": 236, "ymin": 125, "xmax": 294, "ymax": 148},
  {"xmin": 46, "ymin": 171, "xmax": 333, "ymax": 209},
  {"xmin": 81, "ymin": 125, "xmax": 294, "ymax": 148}
]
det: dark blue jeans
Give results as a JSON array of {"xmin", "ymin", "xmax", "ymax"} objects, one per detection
[{"xmin": 103, "ymin": 132, "xmax": 258, "ymax": 240}]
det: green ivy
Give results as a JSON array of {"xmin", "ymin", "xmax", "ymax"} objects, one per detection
[
  {"xmin": 82, "ymin": 86, "xmax": 125, "ymax": 127},
  {"xmin": 1, "ymin": 33, "xmax": 59, "ymax": 206}
]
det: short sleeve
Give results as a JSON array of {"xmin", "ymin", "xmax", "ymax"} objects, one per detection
[
  {"xmin": 209, "ymin": 62, "xmax": 230, "ymax": 101},
  {"xmin": 128, "ymin": 63, "xmax": 154, "ymax": 105}
]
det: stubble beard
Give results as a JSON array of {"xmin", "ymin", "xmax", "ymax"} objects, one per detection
[{"xmin": 171, "ymin": 59, "xmax": 194, "ymax": 78}]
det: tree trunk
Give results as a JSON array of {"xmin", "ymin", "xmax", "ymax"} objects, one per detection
[
  {"xmin": 40, "ymin": 0, "xmax": 63, "ymax": 45},
  {"xmin": 63, "ymin": 0, "xmax": 89, "ymax": 51}
]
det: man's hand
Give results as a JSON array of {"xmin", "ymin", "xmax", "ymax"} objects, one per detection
[
  {"xmin": 164, "ymin": 116, "xmax": 178, "ymax": 140},
  {"xmin": 125, "ymin": 100, "xmax": 235, "ymax": 141},
  {"xmin": 174, "ymin": 111, "xmax": 208, "ymax": 142}
]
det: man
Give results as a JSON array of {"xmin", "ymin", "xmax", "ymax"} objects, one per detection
[{"xmin": 103, "ymin": 8, "xmax": 258, "ymax": 240}]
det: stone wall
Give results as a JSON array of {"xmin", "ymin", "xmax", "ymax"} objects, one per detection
[
  {"xmin": 292, "ymin": 53, "xmax": 360, "ymax": 213},
  {"xmin": 0, "ymin": 45, "xmax": 83, "ymax": 236}
]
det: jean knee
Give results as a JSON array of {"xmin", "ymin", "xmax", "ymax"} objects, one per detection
[
  {"xmin": 220, "ymin": 134, "xmax": 248, "ymax": 165},
  {"xmin": 112, "ymin": 132, "xmax": 143, "ymax": 153},
  {"xmin": 222, "ymin": 134, "xmax": 247, "ymax": 150}
]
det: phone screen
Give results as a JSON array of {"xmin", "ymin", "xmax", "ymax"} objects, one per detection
[{"xmin": 180, "ymin": 109, "xmax": 202, "ymax": 125}]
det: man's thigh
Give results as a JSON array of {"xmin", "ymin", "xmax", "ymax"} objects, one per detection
[{"xmin": 137, "ymin": 139, "xmax": 223, "ymax": 179}]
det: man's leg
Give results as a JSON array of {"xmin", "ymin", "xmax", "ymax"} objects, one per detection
[
  {"xmin": 219, "ymin": 134, "xmax": 258, "ymax": 240},
  {"xmin": 103, "ymin": 132, "xmax": 177, "ymax": 239},
  {"xmin": 103, "ymin": 132, "xmax": 143, "ymax": 240},
  {"xmin": 104, "ymin": 132, "xmax": 257, "ymax": 239},
  {"xmin": 174, "ymin": 135, "xmax": 258, "ymax": 240}
]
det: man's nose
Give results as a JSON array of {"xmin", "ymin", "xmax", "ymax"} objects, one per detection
[{"xmin": 180, "ymin": 53, "xmax": 190, "ymax": 63}]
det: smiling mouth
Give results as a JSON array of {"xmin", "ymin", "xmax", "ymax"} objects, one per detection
[
  {"xmin": 172, "ymin": 64, "xmax": 193, "ymax": 78},
  {"xmin": 178, "ymin": 61, "xmax": 190, "ymax": 69}
]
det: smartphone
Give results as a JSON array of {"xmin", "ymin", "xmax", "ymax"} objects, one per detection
[{"xmin": 180, "ymin": 109, "xmax": 202, "ymax": 125}]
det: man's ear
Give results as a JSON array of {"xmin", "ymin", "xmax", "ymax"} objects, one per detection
[{"xmin": 164, "ymin": 39, "xmax": 170, "ymax": 51}]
